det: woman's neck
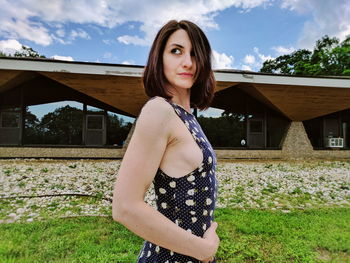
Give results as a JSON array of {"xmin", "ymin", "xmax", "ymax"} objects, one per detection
[{"xmin": 169, "ymin": 88, "xmax": 191, "ymax": 112}]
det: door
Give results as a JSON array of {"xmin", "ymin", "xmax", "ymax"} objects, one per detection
[
  {"xmin": 85, "ymin": 114, "xmax": 106, "ymax": 146},
  {"xmin": 248, "ymin": 116, "xmax": 265, "ymax": 148},
  {"xmin": 0, "ymin": 110, "xmax": 21, "ymax": 145}
]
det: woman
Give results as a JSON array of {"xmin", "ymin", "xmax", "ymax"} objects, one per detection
[{"xmin": 112, "ymin": 20, "xmax": 219, "ymax": 263}]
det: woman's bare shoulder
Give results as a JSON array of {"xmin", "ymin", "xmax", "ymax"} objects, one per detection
[
  {"xmin": 133, "ymin": 97, "xmax": 174, "ymax": 137},
  {"xmin": 139, "ymin": 96, "xmax": 173, "ymax": 121}
]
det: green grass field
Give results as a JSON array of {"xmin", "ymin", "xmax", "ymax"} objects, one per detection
[{"xmin": 0, "ymin": 208, "xmax": 349, "ymax": 263}]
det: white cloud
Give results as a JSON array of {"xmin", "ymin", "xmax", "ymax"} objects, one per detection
[
  {"xmin": 70, "ymin": 29, "xmax": 90, "ymax": 40},
  {"xmin": 1, "ymin": 19, "xmax": 52, "ymax": 46},
  {"xmin": 102, "ymin": 39, "xmax": 113, "ymax": 45},
  {"xmin": 102, "ymin": 51, "xmax": 119, "ymax": 62},
  {"xmin": 243, "ymin": 54, "xmax": 256, "ymax": 65},
  {"xmin": 51, "ymin": 55, "xmax": 74, "ymax": 61},
  {"xmin": 198, "ymin": 107, "xmax": 224, "ymax": 117},
  {"xmin": 272, "ymin": 45, "xmax": 295, "ymax": 56},
  {"xmin": 212, "ymin": 50, "xmax": 234, "ymax": 69},
  {"xmin": 0, "ymin": 0, "xmax": 270, "ymax": 46},
  {"xmin": 121, "ymin": 60, "xmax": 135, "ymax": 65},
  {"xmin": 254, "ymin": 47, "xmax": 273, "ymax": 62},
  {"xmin": 241, "ymin": 65, "xmax": 252, "ymax": 71},
  {"xmin": 117, "ymin": 35, "xmax": 148, "ymax": 46},
  {"xmin": 280, "ymin": 0, "xmax": 350, "ymax": 49},
  {"xmin": 56, "ymin": 29, "xmax": 65, "ymax": 38},
  {"xmin": 103, "ymin": 52, "xmax": 113, "ymax": 59},
  {"xmin": 0, "ymin": 39, "xmax": 23, "ymax": 55},
  {"xmin": 113, "ymin": 0, "xmax": 270, "ymax": 46},
  {"xmin": 238, "ymin": 47, "xmax": 274, "ymax": 72}
]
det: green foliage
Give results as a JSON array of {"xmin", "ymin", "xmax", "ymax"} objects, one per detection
[
  {"xmin": 23, "ymin": 108, "xmax": 41, "ymax": 144},
  {"xmin": 197, "ymin": 113, "xmax": 246, "ymax": 147},
  {"xmin": 261, "ymin": 35, "xmax": 350, "ymax": 76},
  {"xmin": 14, "ymin": 46, "xmax": 46, "ymax": 58},
  {"xmin": 40, "ymin": 105, "xmax": 83, "ymax": 144},
  {"xmin": 0, "ymin": 45, "xmax": 46, "ymax": 58},
  {"xmin": 23, "ymin": 105, "xmax": 83, "ymax": 145},
  {"xmin": 23, "ymin": 105, "xmax": 131, "ymax": 145},
  {"xmin": 106, "ymin": 113, "xmax": 132, "ymax": 146}
]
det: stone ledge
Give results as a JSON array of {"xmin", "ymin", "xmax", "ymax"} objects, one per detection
[
  {"xmin": 1, "ymin": 147, "xmax": 349, "ymax": 160},
  {"xmin": 0, "ymin": 147, "xmax": 125, "ymax": 159},
  {"xmin": 215, "ymin": 149, "xmax": 282, "ymax": 159}
]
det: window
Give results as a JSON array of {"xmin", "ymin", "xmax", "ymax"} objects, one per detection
[
  {"xmin": 303, "ymin": 109, "xmax": 350, "ymax": 149},
  {"xmin": 87, "ymin": 115, "xmax": 103, "ymax": 129},
  {"xmin": 250, "ymin": 120, "xmax": 263, "ymax": 133},
  {"xmin": 197, "ymin": 108, "xmax": 247, "ymax": 148},
  {"xmin": 1, "ymin": 112, "xmax": 20, "ymax": 128},
  {"xmin": 106, "ymin": 112, "xmax": 134, "ymax": 146}
]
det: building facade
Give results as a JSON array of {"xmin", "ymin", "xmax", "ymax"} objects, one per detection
[{"xmin": 0, "ymin": 57, "xmax": 349, "ymax": 159}]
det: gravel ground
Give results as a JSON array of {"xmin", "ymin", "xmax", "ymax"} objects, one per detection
[{"xmin": 0, "ymin": 159, "xmax": 349, "ymax": 224}]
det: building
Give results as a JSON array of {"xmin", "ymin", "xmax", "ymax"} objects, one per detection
[{"xmin": 0, "ymin": 57, "xmax": 349, "ymax": 159}]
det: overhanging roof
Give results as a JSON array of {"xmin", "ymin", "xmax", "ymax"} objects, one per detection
[{"xmin": 0, "ymin": 57, "xmax": 349, "ymax": 120}]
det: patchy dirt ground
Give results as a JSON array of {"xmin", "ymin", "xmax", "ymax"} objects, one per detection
[{"xmin": 1, "ymin": 159, "xmax": 349, "ymax": 223}]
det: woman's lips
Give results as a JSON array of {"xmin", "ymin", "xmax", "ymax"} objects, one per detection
[{"xmin": 179, "ymin": 73, "xmax": 193, "ymax": 77}]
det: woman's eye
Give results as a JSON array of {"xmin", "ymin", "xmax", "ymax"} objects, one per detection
[{"xmin": 171, "ymin": 48, "xmax": 182, "ymax": 55}]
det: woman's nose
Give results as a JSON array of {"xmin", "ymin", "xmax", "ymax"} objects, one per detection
[{"xmin": 182, "ymin": 52, "xmax": 193, "ymax": 68}]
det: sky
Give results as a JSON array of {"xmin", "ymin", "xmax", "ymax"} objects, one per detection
[{"xmin": 1, "ymin": 0, "xmax": 350, "ymax": 120}]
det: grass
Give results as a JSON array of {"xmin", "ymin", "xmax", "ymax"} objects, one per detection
[{"xmin": 0, "ymin": 208, "xmax": 349, "ymax": 263}]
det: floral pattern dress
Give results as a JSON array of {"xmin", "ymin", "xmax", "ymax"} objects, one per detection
[{"xmin": 137, "ymin": 98, "xmax": 217, "ymax": 263}]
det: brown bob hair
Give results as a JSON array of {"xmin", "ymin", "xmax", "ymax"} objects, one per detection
[{"xmin": 143, "ymin": 20, "xmax": 215, "ymax": 110}]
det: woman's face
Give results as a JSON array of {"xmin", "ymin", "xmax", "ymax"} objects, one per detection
[{"xmin": 162, "ymin": 29, "xmax": 196, "ymax": 92}]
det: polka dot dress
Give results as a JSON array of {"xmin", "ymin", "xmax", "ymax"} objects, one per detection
[{"xmin": 137, "ymin": 98, "xmax": 218, "ymax": 263}]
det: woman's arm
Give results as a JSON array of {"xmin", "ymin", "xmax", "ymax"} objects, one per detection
[{"xmin": 112, "ymin": 98, "xmax": 218, "ymax": 261}]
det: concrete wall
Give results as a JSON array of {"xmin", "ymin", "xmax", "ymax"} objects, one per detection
[
  {"xmin": 280, "ymin": 121, "xmax": 350, "ymax": 159},
  {"xmin": 1, "ymin": 122, "xmax": 349, "ymax": 159}
]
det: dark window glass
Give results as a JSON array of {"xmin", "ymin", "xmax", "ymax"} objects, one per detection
[
  {"xmin": 303, "ymin": 117, "xmax": 323, "ymax": 148},
  {"xmin": 24, "ymin": 103, "xmax": 83, "ymax": 145},
  {"xmin": 250, "ymin": 120, "xmax": 263, "ymax": 133},
  {"xmin": 87, "ymin": 105, "xmax": 104, "ymax": 113},
  {"xmin": 303, "ymin": 109, "xmax": 350, "ymax": 149},
  {"xmin": 198, "ymin": 88, "xmax": 290, "ymax": 149},
  {"xmin": 1, "ymin": 112, "xmax": 20, "ymax": 128},
  {"xmin": 324, "ymin": 112, "xmax": 340, "ymax": 138},
  {"xmin": 267, "ymin": 113, "xmax": 290, "ymax": 148},
  {"xmin": 87, "ymin": 115, "xmax": 103, "ymax": 129},
  {"xmin": 341, "ymin": 109, "xmax": 350, "ymax": 149},
  {"xmin": 0, "ymin": 110, "xmax": 21, "ymax": 145},
  {"xmin": 23, "ymin": 108, "xmax": 41, "ymax": 144},
  {"xmin": 106, "ymin": 112, "xmax": 135, "ymax": 147},
  {"xmin": 197, "ymin": 108, "xmax": 247, "ymax": 148}
]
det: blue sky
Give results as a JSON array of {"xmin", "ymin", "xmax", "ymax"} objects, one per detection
[{"xmin": 1, "ymin": 0, "xmax": 349, "ymax": 120}]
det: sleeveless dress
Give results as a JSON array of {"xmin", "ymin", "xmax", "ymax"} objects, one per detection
[{"xmin": 137, "ymin": 98, "xmax": 218, "ymax": 263}]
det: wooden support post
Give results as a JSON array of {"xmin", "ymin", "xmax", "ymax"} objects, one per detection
[
  {"xmin": 82, "ymin": 103, "xmax": 87, "ymax": 145},
  {"xmin": 19, "ymin": 86, "xmax": 24, "ymax": 146}
]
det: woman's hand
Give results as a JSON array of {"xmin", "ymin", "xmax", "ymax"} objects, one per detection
[{"xmin": 201, "ymin": 222, "xmax": 220, "ymax": 262}]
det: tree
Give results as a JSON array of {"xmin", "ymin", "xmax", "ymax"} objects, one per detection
[
  {"xmin": 40, "ymin": 105, "xmax": 83, "ymax": 144},
  {"xmin": 106, "ymin": 114, "xmax": 132, "ymax": 146},
  {"xmin": 0, "ymin": 45, "xmax": 46, "ymax": 58},
  {"xmin": 197, "ymin": 112, "xmax": 246, "ymax": 147},
  {"xmin": 23, "ymin": 108, "xmax": 42, "ymax": 144},
  {"xmin": 14, "ymin": 46, "xmax": 46, "ymax": 58},
  {"xmin": 260, "ymin": 35, "xmax": 350, "ymax": 76}
]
